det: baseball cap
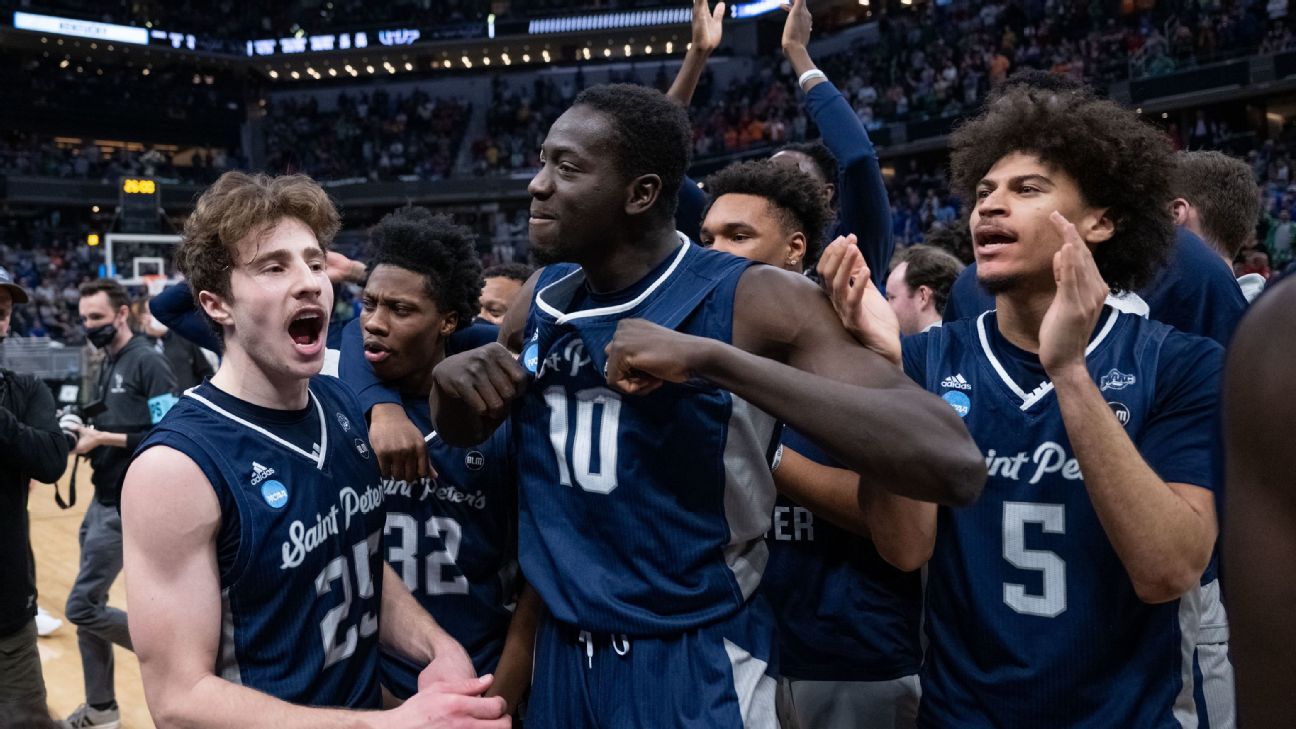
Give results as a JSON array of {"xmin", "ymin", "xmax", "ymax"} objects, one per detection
[{"xmin": 0, "ymin": 266, "xmax": 30, "ymax": 303}]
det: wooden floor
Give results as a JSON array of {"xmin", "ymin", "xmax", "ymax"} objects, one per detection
[{"xmin": 30, "ymin": 455, "xmax": 153, "ymax": 728}]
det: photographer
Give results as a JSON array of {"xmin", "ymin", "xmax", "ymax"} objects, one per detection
[
  {"xmin": 63, "ymin": 278, "xmax": 176, "ymax": 728},
  {"xmin": 0, "ymin": 267, "xmax": 69, "ymax": 716}
]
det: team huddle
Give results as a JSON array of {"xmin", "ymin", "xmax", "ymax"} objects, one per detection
[{"xmin": 112, "ymin": 7, "xmax": 1245, "ymax": 728}]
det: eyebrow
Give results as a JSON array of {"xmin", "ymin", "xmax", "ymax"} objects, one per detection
[
  {"xmin": 247, "ymin": 245, "xmax": 322, "ymax": 267},
  {"xmin": 977, "ymin": 174, "xmax": 1054, "ymax": 189}
]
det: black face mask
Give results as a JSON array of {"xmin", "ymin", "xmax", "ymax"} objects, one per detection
[{"xmin": 85, "ymin": 323, "xmax": 117, "ymax": 349}]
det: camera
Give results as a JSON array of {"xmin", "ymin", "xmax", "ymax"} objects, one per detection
[{"xmin": 57, "ymin": 399, "xmax": 106, "ymax": 448}]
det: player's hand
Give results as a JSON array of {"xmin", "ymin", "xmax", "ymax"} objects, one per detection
[
  {"xmin": 370, "ymin": 402, "xmax": 435, "ymax": 483},
  {"xmin": 781, "ymin": 0, "xmax": 813, "ymax": 51},
  {"xmin": 816, "ymin": 235, "xmax": 902, "ymax": 366},
  {"xmin": 325, "ymin": 250, "xmax": 366, "ymax": 284},
  {"xmin": 432, "ymin": 343, "xmax": 530, "ymax": 422},
  {"xmin": 690, "ymin": 0, "xmax": 726, "ymax": 55},
  {"xmin": 385, "ymin": 676, "xmax": 509, "ymax": 729},
  {"xmin": 605, "ymin": 319, "xmax": 712, "ymax": 395},
  {"xmin": 1039, "ymin": 211, "xmax": 1109, "ymax": 377},
  {"xmin": 418, "ymin": 633, "xmax": 479, "ymax": 689},
  {"xmin": 71, "ymin": 424, "xmax": 101, "ymax": 455}
]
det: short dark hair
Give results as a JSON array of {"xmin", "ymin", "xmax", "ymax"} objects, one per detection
[
  {"xmin": 922, "ymin": 221, "xmax": 974, "ymax": 265},
  {"xmin": 891, "ymin": 244, "xmax": 966, "ymax": 314},
  {"xmin": 778, "ymin": 141, "xmax": 839, "ymax": 185},
  {"xmin": 950, "ymin": 86, "xmax": 1175, "ymax": 293},
  {"xmin": 482, "ymin": 262, "xmax": 533, "ymax": 283},
  {"xmin": 368, "ymin": 207, "xmax": 481, "ymax": 331},
  {"xmin": 79, "ymin": 278, "xmax": 129, "ymax": 312},
  {"xmin": 1171, "ymin": 150, "xmax": 1260, "ymax": 258},
  {"xmin": 703, "ymin": 159, "xmax": 835, "ymax": 259},
  {"xmin": 572, "ymin": 84, "xmax": 691, "ymax": 220}
]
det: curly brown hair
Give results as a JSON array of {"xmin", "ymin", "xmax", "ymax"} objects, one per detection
[
  {"xmin": 949, "ymin": 87, "xmax": 1175, "ymax": 293},
  {"xmin": 177, "ymin": 172, "xmax": 341, "ymax": 307}
]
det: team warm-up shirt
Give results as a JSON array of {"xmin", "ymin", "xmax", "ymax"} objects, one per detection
[
  {"xmin": 515, "ymin": 239, "xmax": 781, "ymax": 635},
  {"xmin": 761, "ymin": 429, "xmax": 923, "ymax": 682},
  {"xmin": 904, "ymin": 308, "xmax": 1223, "ymax": 728},
  {"xmin": 377, "ymin": 394, "xmax": 518, "ymax": 698},
  {"xmin": 135, "ymin": 377, "xmax": 386, "ymax": 708}
]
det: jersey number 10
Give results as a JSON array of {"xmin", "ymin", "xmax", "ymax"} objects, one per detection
[{"xmin": 545, "ymin": 386, "xmax": 622, "ymax": 495}]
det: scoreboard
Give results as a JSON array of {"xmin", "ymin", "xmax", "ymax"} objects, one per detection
[{"xmin": 119, "ymin": 178, "xmax": 160, "ymax": 233}]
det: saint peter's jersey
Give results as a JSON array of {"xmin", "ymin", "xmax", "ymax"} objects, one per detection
[
  {"xmin": 379, "ymin": 395, "xmax": 517, "ymax": 697},
  {"xmin": 761, "ymin": 429, "xmax": 923, "ymax": 682},
  {"xmin": 514, "ymin": 239, "xmax": 780, "ymax": 636},
  {"xmin": 134, "ymin": 377, "xmax": 386, "ymax": 708},
  {"xmin": 904, "ymin": 308, "xmax": 1223, "ymax": 728}
]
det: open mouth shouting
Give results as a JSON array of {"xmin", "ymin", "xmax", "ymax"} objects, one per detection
[
  {"xmin": 362, "ymin": 338, "xmax": 392, "ymax": 364},
  {"xmin": 973, "ymin": 224, "xmax": 1019, "ymax": 255},
  {"xmin": 288, "ymin": 307, "xmax": 326, "ymax": 356}
]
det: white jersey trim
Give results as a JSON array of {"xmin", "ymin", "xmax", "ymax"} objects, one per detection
[
  {"xmin": 535, "ymin": 234, "xmax": 691, "ymax": 324},
  {"xmin": 186, "ymin": 387, "xmax": 328, "ymax": 471},
  {"xmin": 975, "ymin": 307, "xmax": 1120, "ymax": 412}
]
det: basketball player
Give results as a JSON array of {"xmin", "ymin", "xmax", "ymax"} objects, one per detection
[
  {"xmin": 120, "ymin": 173, "xmax": 507, "ymax": 727},
  {"xmin": 701, "ymin": 158, "xmax": 924, "ymax": 729},
  {"xmin": 431, "ymin": 84, "xmax": 985, "ymax": 728},
  {"xmin": 820, "ymin": 85, "xmax": 1224, "ymax": 726},
  {"xmin": 1223, "ymin": 275, "xmax": 1296, "ymax": 727},
  {"xmin": 477, "ymin": 263, "xmax": 533, "ymax": 326},
  {"xmin": 348, "ymin": 206, "xmax": 539, "ymax": 711}
]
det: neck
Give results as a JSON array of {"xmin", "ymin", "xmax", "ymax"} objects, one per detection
[
  {"xmin": 579, "ymin": 224, "xmax": 680, "ymax": 293},
  {"xmin": 107, "ymin": 329, "xmax": 133, "ymax": 358},
  {"xmin": 394, "ymin": 342, "xmax": 446, "ymax": 399},
  {"xmin": 917, "ymin": 310, "xmax": 942, "ymax": 333},
  {"xmin": 993, "ymin": 288, "xmax": 1055, "ymax": 354},
  {"xmin": 210, "ymin": 344, "xmax": 311, "ymax": 410}
]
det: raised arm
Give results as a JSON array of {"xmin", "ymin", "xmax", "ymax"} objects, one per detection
[
  {"xmin": 666, "ymin": 0, "xmax": 725, "ymax": 107},
  {"xmin": 604, "ymin": 265, "xmax": 986, "ymax": 505},
  {"xmin": 122, "ymin": 447, "xmax": 506, "ymax": 729}
]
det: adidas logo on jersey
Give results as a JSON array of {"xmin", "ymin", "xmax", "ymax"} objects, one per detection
[
  {"xmin": 250, "ymin": 462, "xmax": 276, "ymax": 486},
  {"xmin": 941, "ymin": 373, "xmax": 972, "ymax": 390}
]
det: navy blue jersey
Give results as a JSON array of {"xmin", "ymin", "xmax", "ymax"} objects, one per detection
[
  {"xmin": 514, "ymin": 240, "xmax": 780, "ymax": 635},
  {"xmin": 379, "ymin": 395, "xmax": 517, "ymax": 696},
  {"xmin": 905, "ymin": 309, "xmax": 1223, "ymax": 728},
  {"xmin": 134, "ymin": 377, "xmax": 386, "ymax": 708},
  {"xmin": 761, "ymin": 429, "xmax": 923, "ymax": 682}
]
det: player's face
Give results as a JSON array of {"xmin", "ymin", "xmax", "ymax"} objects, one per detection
[
  {"xmin": 701, "ymin": 193, "xmax": 803, "ymax": 271},
  {"xmin": 217, "ymin": 217, "xmax": 332, "ymax": 381},
  {"xmin": 478, "ymin": 276, "xmax": 523, "ymax": 325},
  {"xmin": 361, "ymin": 264, "xmax": 455, "ymax": 393},
  {"xmin": 970, "ymin": 152, "xmax": 1106, "ymax": 296},
  {"xmin": 886, "ymin": 262, "xmax": 926, "ymax": 336},
  {"xmin": 527, "ymin": 105, "xmax": 630, "ymax": 263}
]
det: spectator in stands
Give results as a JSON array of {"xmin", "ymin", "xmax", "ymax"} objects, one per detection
[{"xmin": 886, "ymin": 244, "xmax": 965, "ymax": 335}]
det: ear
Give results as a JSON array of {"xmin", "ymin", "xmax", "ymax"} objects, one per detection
[
  {"xmin": 1170, "ymin": 198, "xmax": 1192, "ymax": 227},
  {"xmin": 822, "ymin": 183, "xmax": 837, "ymax": 205},
  {"xmin": 198, "ymin": 289, "xmax": 234, "ymax": 330},
  {"xmin": 785, "ymin": 232, "xmax": 808, "ymax": 268},
  {"xmin": 916, "ymin": 284, "xmax": 935, "ymax": 311},
  {"xmin": 439, "ymin": 311, "xmax": 459, "ymax": 337},
  {"xmin": 1080, "ymin": 207, "xmax": 1115, "ymax": 245},
  {"xmin": 625, "ymin": 174, "xmax": 663, "ymax": 217}
]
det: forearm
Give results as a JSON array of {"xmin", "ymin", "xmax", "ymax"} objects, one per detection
[
  {"xmin": 783, "ymin": 44, "xmax": 824, "ymax": 91},
  {"xmin": 666, "ymin": 48, "xmax": 711, "ymax": 106},
  {"xmin": 1053, "ymin": 369, "xmax": 1214, "ymax": 601},
  {"xmin": 773, "ymin": 448, "xmax": 870, "ymax": 536},
  {"xmin": 863, "ymin": 486, "xmax": 936, "ymax": 572},
  {"xmin": 148, "ymin": 671, "xmax": 377, "ymax": 729},
  {"xmin": 486, "ymin": 583, "xmax": 542, "ymax": 712},
  {"xmin": 698, "ymin": 341, "xmax": 983, "ymax": 505},
  {"xmin": 378, "ymin": 563, "xmax": 444, "ymax": 665}
]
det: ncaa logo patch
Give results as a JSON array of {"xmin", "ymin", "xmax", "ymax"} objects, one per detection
[
  {"xmin": 521, "ymin": 339, "xmax": 540, "ymax": 375},
  {"xmin": 260, "ymin": 479, "xmax": 288, "ymax": 509},
  {"xmin": 336, "ymin": 412, "xmax": 351, "ymax": 432},
  {"xmin": 465, "ymin": 451, "xmax": 485, "ymax": 471},
  {"xmin": 1108, "ymin": 401, "xmax": 1131, "ymax": 426},
  {"xmin": 354, "ymin": 438, "xmax": 370, "ymax": 459},
  {"xmin": 943, "ymin": 391, "xmax": 971, "ymax": 418}
]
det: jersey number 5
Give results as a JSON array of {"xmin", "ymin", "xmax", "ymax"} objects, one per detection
[
  {"xmin": 1002, "ymin": 502, "xmax": 1067, "ymax": 618},
  {"xmin": 545, "ymin": 386, "xmax": 622, "ymax": 494}
]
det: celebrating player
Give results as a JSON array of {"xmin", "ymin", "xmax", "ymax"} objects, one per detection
[
  {"xmin": 821, "ymin": 84, "xmax": 1224, "ymax": 726},
  {"xmin": 431, "ymin": 84, "xmax": 985, "ymax": 728},
  {"xmin": 120, "ymin": 172, "xmax": 507, "ymax": 728}
]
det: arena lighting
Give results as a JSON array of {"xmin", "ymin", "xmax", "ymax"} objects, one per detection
[
  {"xmin": 404, "ymin": 61, "xmax": 413, "ymax": 71},
  {"xmin": 522, "ymin": 53, "xmax": 531, "ymax": 62},
  {"xmin": 666, "ymin": 41, "xmax": 673, "ymax": 53},
  {"xmin": 290, "ymin": 70, "xmax": 300, "ymax": 79},
  {"xmin": 58, "ymin": 58, "xmax": 68, "ymax": 68},
  {"xmin": 529, "ymin": 7, "xmax": 689, "ymax": 34},
  {"xmin": 542, "ymin": 49, "xmax": 551, "ymax": 62},
  {"xmin": 87, "ymin": 234, "xmax": 100, "ymax": 247},
  {"xmin": 624, "ymin": 43, "xmax": 632, "ymax": 56},
  {"xmin": 645, "ymin": 45, "xmax": 652, "ymax": 54},
  {"xmin": 731, "ymin": 0, "xmax": 782, "ymax": 19},
  {"xmin": 365, "ymin": 64, "xmax": 374, "ymax": 73},
  {"xmin": 268, "ymin": 69, "xmax": 279, "ymax": 78},
  {"xmin": 141, "ymin": 68, "xmax": 150, "ymax": 75},
  {"xmin": 502, "ymin": 53, "xmax": 511, "ymax": 65},
  {"xmin": 603, "ymin": 47, "xmax": 611, "ymax": 57},
  {"xmin": 91, "ymin": 206, "xmax": 100, "ymax": 213},
  {"xmin": 462, "ymin": 55, "xmax": 471, "ymax": 67},
  {"xmin": 328, "ymin": 67, "xmax": 337, "ymax": 76},
  {"xmin": 583, "ymin": 47, "xmax": 592, "ymax": 60},
  {"xmin": 482, "ymin": 56, "xmax": 491, "ymax": 66},
  {"xmin": 860, "ymin": 0, "xmax": 870, "ymax": 5},
  {"xmin": 443, "ymin": 59, "xmax": 453, "ymax": 68},
  {"xmin": 14, "ymin": 11, "xmax": 149, "ymax": 45}
]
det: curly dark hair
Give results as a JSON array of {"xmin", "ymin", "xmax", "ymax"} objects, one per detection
[
  {"xmin": 703, "ymin": 159, "xmax": 835, "ymax": 260},
  {"xmin": 367, "ymin": 207, "xmax": 481, "ymax": 331},
  {"xmin": 949, "ymin": 86, "xmax": 1175, "ymax": 293},
  {"xmin": 573, "ymin": 84, "xmax": 691, "ymax": 221},
  {"xmin": 778, "ymin": 141, "xmax": 839, "ymax": 185},
  {"xmin": 482, "ymin": 262, "xmax": 534, "ymax": 283}
]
